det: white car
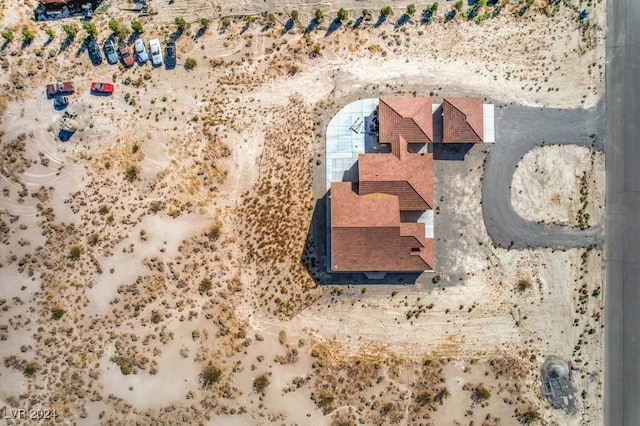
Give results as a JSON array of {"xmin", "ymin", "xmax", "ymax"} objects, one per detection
[
  {"xmin": 133, "ymin": 38, "xmax": 148, "ymax": 64},
  {"xmin": 149, "ymin": 39, "xmax": 163, "ymax": 66}
]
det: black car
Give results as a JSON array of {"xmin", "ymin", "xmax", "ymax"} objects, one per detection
[
  {"xmin": 165, "ymin": 41, "xmax": 176, "ymax": 69},
  {"xmin": 87, "ymin": 37, "xmax": 102, "ymax": 66},
  {"xmin": 103, "ymin": 38, "xmax": 118, "ymax": 65}
]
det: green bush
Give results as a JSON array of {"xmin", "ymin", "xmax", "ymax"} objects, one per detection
[
  {"xmin": 337, "ymin": 8, "xmax": 348, "ymax": 21},
  {"xmin": 454, "ymin": 0, "xmax": 463, "ymax": 10},
  {"xmin": 69, "ymin": 245, "xmax": 83, "ymax": 260},
  {"xmin": 125, "ymin": 165, "xmax": 138, "ymax": 181},
  {"xmin": 1, "ymin": 29, "xmax": 14, "ymax": 42},
  {"xmin": 200, "ymin": 17, "xmax": 210, "ymax": 28},
  {"xmin": 45, "ymin": 28, "xmax": 55, "ymax": 39},
  {"xmin": 21, "ymin": 28, "xmax": 34, "ymax": 44},
  {"xmin": 23, "ymin": 362, "xmax": 38, "ymax": 377},
  {"xmin": 175, "ymin": 17, "xmax": 188, "ymax": 31},
  {"xmin": 315, "ymin": 8, "xmax": 324, "ymax": 22},
  {"xmin": 381, "ymin": 6, "xmax": 393, "ymax": 17},
  {"xmin": 407, "ymin": 4, "xmax": 417, "ymax": 15},
  {"xmin": 131, "ymin": 20, "xmax": 144, "ymax": 33},
  {"xmin": 82, "ymin": 22, "xmax": 97, "ymax": 36},
  {"xmin": 290, "ymin": 10, "xmax": 299, "ymax": 21},
  {"xmin": 61, "ymin": 24, "xmax": 77, "ymax": 38},
  {"xmin": 184, "ymin": 57, "xmax": 197, "ymax": 70}
]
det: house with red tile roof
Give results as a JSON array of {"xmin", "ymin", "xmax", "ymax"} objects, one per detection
[
  {"xmin": 330, "ymin": 97, "xmax": 435, "ymax": 273},
  {"xmin": 441, "ymin": 97, "xmax": 484, "ymax": 143}
]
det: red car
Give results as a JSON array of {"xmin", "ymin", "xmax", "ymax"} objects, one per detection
[
  {"xmin": 46, "ymin": 82, "xmax": 75, "ymax": 98},
  {"xmin": 118, "ymin": 42, "xmax": 134, "ymax": 68},
  {"xmin": 90, "ymin": 82, "xmax": 114, "ymax": 95}
]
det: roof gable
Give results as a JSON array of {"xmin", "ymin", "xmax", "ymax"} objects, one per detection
[
  {"xmin": 379, "ymin": 97, "xmax": 433, "ymax": 143},
  {"xmin": 442, "ymin": 97, "xmax": 484, "ymax": 143}
]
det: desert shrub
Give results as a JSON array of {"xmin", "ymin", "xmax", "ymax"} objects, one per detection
[
  {"xmin": 23, "ymin": 362, "xmax": 38, "ymax": 377},
  {"xmin": 416, "ymin": 390, "xmax": 433, "ymax": 406},
  {"xmin": 200, "ymin": 363, "xmax": 222, "ymax": 388},
  {"xmin": 253, "ymin": 373, "xmax": 270, "ymax": 394},
  {"xmin": 61, "ymin": 24, "xmax": 77, "ymax": 38},
  {"xmin": 381, "ymin": 6, "xmax": 393, "ymax": 16},
  {"xmin": 290, "ymin": 10, "xmax": 299, "ymax": 21},
  {"xmin": 82, "ymin": 21, "xmax": 97, "ymax": 36},
  {"xmin": 21, "ymin": 28, "xmax": 34, "ymax": 44},
  {"xmin": 517, "ymin": 409, "xmax": 542, "ymax": 424},
  {"xmin": 432, "ymin": 274, "xmax": 441, "ymax": 284},
  {"xmin": 431, "ymin": 2, "xmax": 439, "ymax": 12},
  {"xmin": 205, "ymin": 225, "xmax": 220, "ymax": 240},
  {"xmin": 131, "ymin": 20, "xmax": 144, "ymax": 33},
  {"xmin": 337, "ymin": 8, "xmax": 348, "ymax": 21},
  {"xmin": 199, "ymin": 278, "xmax": 212, "ymax": 294},
  {"xmin": 125, "ymin": 165, "xmax": 138, "ymax": 181},
  {"xmin": 69, "ymin": 245, "xmax": 83, "ymax": 260},
  {"xmin": 51, "ymin": 307, "xmax": 65, "ymax": 320},
  {"xmin": 472, "ymin": 385, "xmax": 491, "ymax": 402},
  {"xmin": 314, "ymin": 8, "xmax": 324, "ymax": 22},
  {"xmin": 407, "ymin": 4, "xmax": 417, "ymax": 15},
  {"xmin": 517, "ymin": 279, "xmax": 532, "ymax": 292},
  {"xmin": 454, "ymin": 0, "xmax": 463, "ymax": 10},
  {"xmin": 45, "ymin": 28, "xmax": 55, "ymax": 39},
  {"xmin": 184, "ymin": 57, "xmax": 197, "ymax": 70},
  {"xmin": 200, "ymin": 17, "xmax": 210, "ymax": 28},
  {"xmin": 1, "ymin": 29, "xmax": 14, "ymax": 42},
  {"xmin": 175, "ymin": 17, "xmax": 188, "ymax": 31}
]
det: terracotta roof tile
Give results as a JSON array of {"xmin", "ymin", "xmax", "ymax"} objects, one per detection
[
  {"xmin": 442, "ymin": 97, "xmax": 484, "ymax": 143},
  {"xmin": 379, "ymin": 97, "xmax": 433, "ymax": 144}
]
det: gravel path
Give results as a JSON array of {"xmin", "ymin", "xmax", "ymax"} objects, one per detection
[{"xmin": 481, "ymin": 101, "xmax": 605, "ymax": 250}]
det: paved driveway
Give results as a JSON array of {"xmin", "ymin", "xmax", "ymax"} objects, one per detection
[
  {"xmin": 604, "ymin": 0, "xmax": 640, "ymax": 423},
  {"xmin": 481, "ymin": 102, "xmax": 605, "ymax": 250}
]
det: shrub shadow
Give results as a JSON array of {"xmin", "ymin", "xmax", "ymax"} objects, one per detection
[
  {"xmin": 281, "ymin": 18, "xmax": 294, "ymax": 35},
  {"xmin": 325, "ymin": 18, "xmax": 342, "ymax": 37}
]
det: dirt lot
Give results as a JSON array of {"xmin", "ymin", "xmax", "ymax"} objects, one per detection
[{"xmin": 0, "ymin": 0, "xmax": 605, "ymax": 424}]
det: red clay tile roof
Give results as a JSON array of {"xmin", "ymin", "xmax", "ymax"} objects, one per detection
[
  {"xmin": 442, "ymin": 97, "xmax": 484, "ymax": 143},
  {"xmin": 358, "ymin": 136, "xmax": 433, "ymax": 210},
  {"xmin": 379, "ymin": 97, "xmax": 433, "ymax": 144},
  {"xmin": 330, "ymin": 182, "xmax": 433, "ymax": 272}
]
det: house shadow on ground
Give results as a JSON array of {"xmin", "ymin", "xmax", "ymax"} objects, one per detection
[{"xmin": 301, "ymin": 192, "xmax": 423, "ymax": 286}]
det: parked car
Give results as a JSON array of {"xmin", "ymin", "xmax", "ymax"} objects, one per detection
[
  {"xmin": 53, "ymin": 96, "xmax": 68, "ymax": 110},
  {"xmin": 165, "ymin": 41, "xmax": 176, "ymax": 69},
  {"xmin": 103, "ymin": 38, "xmax": 118, "ymax": 65},
  {"xmin": 46, "ymin": 82, "xmax": 75, "ymax": 98},
  {"xmin": 90, "ymin": 82, "xmax": 114, "ymax": 95},
  {"xmin": 133, "ymin": 38, "xmax": 148, "ymax": 63},
  {"xmin": 148, "ymin": 38, "xmax": 163, "ymax": 66},
  {"xmin": 86, "ymin": 37, "xmax": 102, "ymax": 66},
  {"xmin": 118, "ymin": 42, "xmax": 134, "ymax": 68}
]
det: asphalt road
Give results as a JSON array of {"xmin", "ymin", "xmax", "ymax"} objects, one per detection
[
  {"xmin": 481, "ymin": 103, "xmax": 605, "ymax": 250},
  {"xmin": 604, "ymin": 0, "xmax": 640, "ymax": 423}
]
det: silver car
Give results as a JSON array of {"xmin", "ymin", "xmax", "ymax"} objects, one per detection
[
  {"xmin": 133, "ymin": 38, "xmax": 148, "ymax": 63},
  {"xmin": 103, "ymin": 38, "xmax": 118, "ymax": 65},
  {"xmin": 149, "ymin": 38, "xmax": 163, "ymax": 66}
]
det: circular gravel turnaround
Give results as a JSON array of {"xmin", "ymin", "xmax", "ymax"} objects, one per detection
[{"xmin": 481, "ymin": 102, "xmax": 605, "ymax": 250}]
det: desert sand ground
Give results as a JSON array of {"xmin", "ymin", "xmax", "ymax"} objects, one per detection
[{"xmin": 0, "ymin": 0, "xmax": 605, "ymax": 424}]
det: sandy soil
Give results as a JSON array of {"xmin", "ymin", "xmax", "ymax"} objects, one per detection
[{"xmin": 0, "ymin": 0, "xmax": 605, "ymax": 424}]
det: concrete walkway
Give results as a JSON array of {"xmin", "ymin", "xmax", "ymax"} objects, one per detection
[{"xmin": 481, "ymin": 102, "xmax": 605, "ymax": 250}]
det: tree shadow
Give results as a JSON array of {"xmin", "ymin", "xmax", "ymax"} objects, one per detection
[
  {"xmin": 301, "ymin": 192, "xmax": 422, "ymax": 285},
  {"xmin": 0, "ymin": 40, "xmax": 8, "ymax": 51},
  {"xmin": 305, "ymin": 18, "xmax": 319, "ymax": 33},
  {"xmin": 519, "ymin": 5, "xmax": 530, "ymax": 16},
  {"xmin": 492, "ymin": 6, "xmax": 502, "ymax": 18},
  {"xmin": 395, "ymin": 13, "xmax": 410, "ymax": 27},
  {"xmin": 21, "ymin": 40, "xmax": 32, "ymax": 50},
  {"xmin": 74, "ymin": 37, "xmax": 87, "ymax": 57},
  {"xmin": 352, "ymin": 16, "xmax": 364, "ymax": 28},
  {"xmin": 239, "ymin": 21, "xmax": 250, "ymax": 34},
  {"xmin": 58, "ymin": 36, "xmax": 74, "ymax": 54},
  {"xmin": 261, "ymin": 22, "xmax": 274, "ymax": 32},
  {"xmin": 374, "ymin": 13, "xmax": 387, "ymax": 28},
  {"xmin": 445, "ymin": 10, "xmax": 457, "ymax": 23},
  {"xmin": 281, "ymin": 18, "xmax": 294, "ymax": 35},
  {"xmin": 421, "ymin": 9, "xmax": 433, "ymax": 24},
  {"xmin": 127, "ymin": 31, "xmax": 139, "ymax": 45},
  {"xmin": 169, "ymin": 29, "xmax": 182, "ymax": 42},
  {"xmin": 325, "ymin": 18, "xmax": 342, "ymax": 37},
  {"xmin": 194, "ymin": 26, "xmax": 206, "ymax": 39}
]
